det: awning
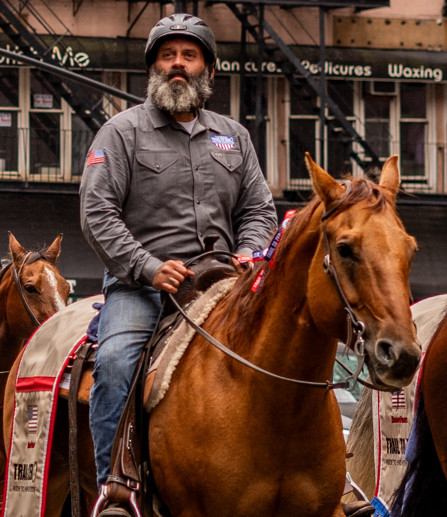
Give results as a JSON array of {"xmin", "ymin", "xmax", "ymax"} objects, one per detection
[{"xmin": 1, "ymin": 35, "xmax": 447, "ymax": 83}]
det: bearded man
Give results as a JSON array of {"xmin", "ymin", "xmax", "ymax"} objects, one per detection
[{"xmin": 79, "ymin": 11, "xmax": 278, "ymax": 510}]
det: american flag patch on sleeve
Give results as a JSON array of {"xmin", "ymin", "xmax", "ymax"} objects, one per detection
[{"xmin": 87, "ymin": 148, "xmax": 105, "ymax": 167}]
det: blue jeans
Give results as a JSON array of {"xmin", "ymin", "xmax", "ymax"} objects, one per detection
[{"xmin": 89, "ymin": 282, "xmax": 162, "ymax": 487}]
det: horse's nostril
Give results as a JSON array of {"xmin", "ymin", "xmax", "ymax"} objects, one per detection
[{"xmin": 376, "ymin": 340, "xmax": 397, "ymax": 367}]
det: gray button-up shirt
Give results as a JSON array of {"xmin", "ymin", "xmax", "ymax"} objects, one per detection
[{"xmin": 80, "ymin": 98, "xmax": 278, "ymax": 288}]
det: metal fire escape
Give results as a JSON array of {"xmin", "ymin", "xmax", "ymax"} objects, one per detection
[
  {"xmin": 210, "ymin": 0, "xmax": 389, "ymax": 172},
  {"xmin": 119, "ymin": 0, "xmax": 389, "ymax": 172},
  {"xmin": 0, "ymin": 0, "xmax": 389, "ymax": 173},
  {"xmin": 0, "ymin": 0, "xmax": 109, "ymax": 131}
]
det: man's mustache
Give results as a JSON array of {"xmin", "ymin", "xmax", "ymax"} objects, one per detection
[{"xmin": 167, "ymin": 68, "xmax": 190, "ymax": 81}]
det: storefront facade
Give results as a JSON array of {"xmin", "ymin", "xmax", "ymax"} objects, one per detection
[
  {"xmin": 0, "ymin": 36, "xmax": 445, "ymax": 196},
  {"xmin": 1, "ymin": 0, "xmax": 447, "ymax": 299}
]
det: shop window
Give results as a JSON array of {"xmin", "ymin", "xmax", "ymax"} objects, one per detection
[
  {"xmin": 291, "ymin": 80, "xmax": 318, "ymax": 116},
  {"xmin": 0, "ymin": 111, "xmax": 18, "ymax": 173},
  {"xmin": 401, "ymin": 83, "xmax": 426, "ymax": 119},
  {"xmin": 399, "ymin": 84, "xmax": 426, "ymax": 178},
  {"xmin": 0, "ymin": 68, "xmax": 19, "ymax": 174},
  {"xmin": 328, "ymin": 80, "xmax": 354, "ymax": 118},
  {"xmin": 29, "ymin": 70, "xmax": 63, "ymax": 180},
  {"xmin": 400, "ymin": 122, "xmax": 425, "ymax": 177},
  {"xmin": 364, "ymin": 90, "xmax": 391, "ymax": 162},
  {"xmin": 327, "ymin": 80, "xmax": 354, "ymax": 177},
  {"xmin": 0, "ymin": 68, "xmax": 19, "ymax": 107},
  {"xmin": 30, "ymin": 71, "xmax": 61, "ymax": 109},
  {"xmin": 29, "ymin": 112, "xmax": 61, "ymax": 178},
  {"xmin": 242, "ymin": 76, "xmax": 268, "ymax": 175},
  {"xmin": 288, "ymin": 79, "xmax": 318, "ymax": 184},
  {"xmin": 206, "ymin": 76, "xmax": 231, "ymax": 116},
  {"xmin": 289, "ymin": 118, "xmax": 317, "ymax": 180}
]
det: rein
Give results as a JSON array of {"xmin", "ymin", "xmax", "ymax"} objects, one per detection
[
  {"xmin": 11, "ymin": 252, "xmax": 41, "ymax": 327},
  {"xmin": 334, "ymin": 357, "xmax": 376, "ymax": 391},
  {"xmin": 168, "ymin": 291, "xmax": 347, "ymax": 389}
]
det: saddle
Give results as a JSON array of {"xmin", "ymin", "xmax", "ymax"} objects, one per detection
[{"xmin": 69, "ymin": 252, "xmax": 239, "ymax": 517}]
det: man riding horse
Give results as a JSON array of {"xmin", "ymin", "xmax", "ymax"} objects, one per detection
[
  {"xmin": 80, "ymin": 13, "xmax": 277, "ymax": 516},
  {"xmin": 80, "ymin": 13, "xmax": 373, "ymax": 517}
]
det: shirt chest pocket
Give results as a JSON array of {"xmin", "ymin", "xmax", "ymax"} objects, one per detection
[
  {"xmin": 135, "ymin": 150, "xmax": 179, "ymax": 208},
  {"xmin": 210, "ymin": 151, "xmax": 243, "ymax": 205}
]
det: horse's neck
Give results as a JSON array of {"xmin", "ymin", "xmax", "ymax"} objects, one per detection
[
  {"xmin": 220, "ymin": 217, "xmax": 338, "ymax": 387},
  {"xmin": 253, "ymin": 296, "xmax": 338, "ymax": 381}
]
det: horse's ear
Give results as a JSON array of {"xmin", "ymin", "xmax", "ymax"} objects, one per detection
[
  {"xmin": 9, "ymin": 232, "xmax": 27, "ymax": 266},
  {"xmin": 45, "ymin": 234, "xmax": 63, "ymax": 264},
  {"xmin": 305, "ymin": 152, "xmax": 344, "ymax": 206},
  {"xmin": 379, "ymin": 155, "xmax": 400, "ymax": 200}
]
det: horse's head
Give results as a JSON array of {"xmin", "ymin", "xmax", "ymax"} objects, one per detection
[
  {"xmin": 8, "ymin": 233, "xmax": 70, "ymax": 332},
  {"xmin": 305, "ymin": 154, "xmax": 421, "ymax": 390}
]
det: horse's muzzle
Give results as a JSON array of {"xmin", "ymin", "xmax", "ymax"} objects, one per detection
[{"xmin": 367, "ymin": 339, "xmax": 421, "ymax": 389}]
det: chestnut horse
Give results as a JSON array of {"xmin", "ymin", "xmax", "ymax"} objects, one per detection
[
  {"xmin": 345, "ymin": 294, "xmax": 447, "ymax": 506},
  {"xmin": 346, "ymin": 294, "xmax": 447, "ymax": 516},
  {"xmin": 146, "ymin": 155, "xmax": 421, "ymax": 517},
  {"xmin": 0, "ymin": 233, "xmax": 70, "ymax": 497},
  {"xmin": 3, "ymin": 155, "xmax": 421, "ymax": 517},
  {"xmin": 391, "ymin": 300, "xmax": 447, "ymax": 516}
]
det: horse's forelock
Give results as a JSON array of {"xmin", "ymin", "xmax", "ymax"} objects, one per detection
[
  {"xmin": 340, "ymin": 178, "xmax": 389, "ymax": 211},
  {"xmin": 21, "ymin": 250, "xmax": 51, "ymax": 265},
  {"xmin": 279, "ymin": 180, "xmax": 389, "ymax": 257}
]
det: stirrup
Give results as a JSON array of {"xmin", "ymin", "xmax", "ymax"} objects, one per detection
[
  {"xmin": 98, "ymin": 507, "xmax": 132, "ymax": 517},
  {"xmin": 342, "ymin": 501, "xmax": 375, "ymax": 517},
  {"xmin": 90, "ymin": 485, "xmax": 142, "ymax": 517}
]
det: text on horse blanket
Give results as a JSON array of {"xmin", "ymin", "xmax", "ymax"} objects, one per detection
[{"xmin": 2, "ymin": 294, "xmax": 104, "ymax": 517}]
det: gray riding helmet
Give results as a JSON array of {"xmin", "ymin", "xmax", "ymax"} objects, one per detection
[{"xmin": 145, "ymin": 13, "xmax": 217, "ymax": 69}]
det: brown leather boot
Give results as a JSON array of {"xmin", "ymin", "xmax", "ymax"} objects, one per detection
[{"xmin": 342, "ymin": 500, "xmax": 375, "ymax": 517}]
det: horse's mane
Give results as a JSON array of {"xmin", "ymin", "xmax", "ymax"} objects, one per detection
[
  {"xmin": 213, "ymin": 196, "xmax": 320, "ymax": 348},
  {"xmin": 215, "ymin": 177, "xmax": 394, "ymax": 351}
]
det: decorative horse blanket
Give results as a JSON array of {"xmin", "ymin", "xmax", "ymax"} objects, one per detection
[
  {"xmin": 1, "ymin": 295, "xmax": 103, "ymax": 517},
  {"xmin": 371, "ymin": 294, "xmax": 447, "ymax": 516},
  {"xmin": 1, "ymin": 276, "xmax": 237, "ymax": 517}
]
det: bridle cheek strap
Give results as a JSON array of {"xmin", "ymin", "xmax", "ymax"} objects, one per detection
[
  {"xmin": 12, "ymin": 252, "xmax": 41, "ymax": 327},
  {"xmin": 321, "ymin": 181, "xmax": 367, "ymax": 391}
]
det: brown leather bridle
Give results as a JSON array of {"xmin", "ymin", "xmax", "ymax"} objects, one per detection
[
  {"xmin": 0, "ymin": 253, "xmax": 43, "ymax": 377},
  {"xmin": 11, "ymin": 252, "xmax": 42, "ymax": 327}
]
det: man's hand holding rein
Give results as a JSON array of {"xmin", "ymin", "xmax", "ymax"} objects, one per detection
[{"xmin": 152, "ymin": 260, "xmax": 195, "ymax": 293}]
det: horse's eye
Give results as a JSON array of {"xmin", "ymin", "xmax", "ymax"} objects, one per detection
[
  {"xmin": 337, "ymin": 243, "xmax": 354, "ymax": 260},
  {"xmin": 25, "ymin": 284, "xmax": 38, "ymax": 294}
]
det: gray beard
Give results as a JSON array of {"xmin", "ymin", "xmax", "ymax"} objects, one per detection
[{"xmin": 147, "ymin": 66, "xmax": 213, "ymax": 114}]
